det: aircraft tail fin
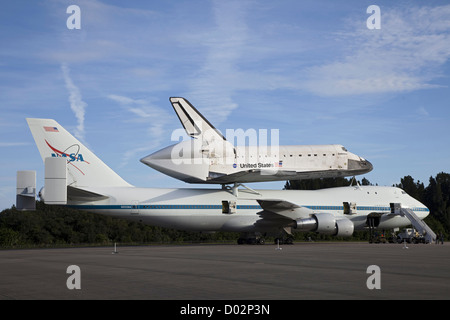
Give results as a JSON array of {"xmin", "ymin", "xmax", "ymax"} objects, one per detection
[
  {"xmin": 26, "ymin": 118, "xmax": 132, "ymax": 188},
  {"xmin": 169, "ymin": 97, "xmax": 227, "ymax": 142}
]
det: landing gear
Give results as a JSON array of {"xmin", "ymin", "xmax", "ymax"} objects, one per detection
[
  {"xmin": 237, "ymin": 237, "xmax": 266, "ymax": 245},
  {"xmin": 367, "ymin": 213, "xmax": 382, "ymax": 244},
  {"xmin": 237, "ymin": 233, "xmax": 266, "ymax": 245},
  {"xmin": 274, "ymin": 237, "xmax": 293, "ymax": 245},
  {"xmin": 236, "ymin": 233, "xmax": 294, "ymax": 245}
]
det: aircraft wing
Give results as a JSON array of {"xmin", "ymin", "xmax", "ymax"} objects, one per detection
[{"xmin": 256, "ymin": 199, "xmax": 312, "ymax": 220}]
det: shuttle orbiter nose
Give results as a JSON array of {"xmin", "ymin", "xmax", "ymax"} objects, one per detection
[{"xmin": 347, "ymin": 152, "xmax": 373, "ymax": 176}]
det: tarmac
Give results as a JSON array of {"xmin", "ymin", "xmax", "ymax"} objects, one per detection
[{"xmin": 0, "ymin": 242, "xmax": 449, "ymax": 301}]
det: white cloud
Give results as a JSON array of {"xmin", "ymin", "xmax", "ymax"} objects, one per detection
[
  {"xmin": 61, "ymin": 63, "xmax": 87, "ymax": 141},
  {"xmin": 186, "ymin": 0, "xmax": 250, "ymax": 124},
  {"xmin": 0, "ymin": 142, "xmax": 30, "ymax": 147},
  {"xmin": 107, "ymin": 94, "xmax": 171, "ymax": 166},
  {"xmin": 107, "ymin": 94, "xmax": 166, "ymax": 120},
  {"xmin": 417, "ymin": 106, "xmax": 429, "ymax": 117},
  {"xmin": 301, "ymin": 5, "xmax": 450, "ymax": 96}
]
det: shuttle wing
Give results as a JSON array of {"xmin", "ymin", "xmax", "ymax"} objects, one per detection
[{"xmin": 207, "ymin": 169, "xmax": 299, "ymax": 184}]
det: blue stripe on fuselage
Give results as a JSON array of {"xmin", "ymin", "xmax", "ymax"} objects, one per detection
[{"xmin": 67, "ymin": 204, "xmax": 429, "ymax": 213}]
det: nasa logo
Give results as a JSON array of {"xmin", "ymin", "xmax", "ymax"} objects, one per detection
[
  {"xmin": 52, "ymin": 152, "xmax": 85, "ymax": 162},
  {"xmin": 233, "ymin": 163, "xmax": 237, "ymax": 168},
  {"xmin": 45, "ymin": 140, "xmax": 88, "ymax": 163}
]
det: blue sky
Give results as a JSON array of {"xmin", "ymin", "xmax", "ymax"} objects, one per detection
[{"xmin": 1, "ymin": 0, "xmax": 450, "ymax": 209}]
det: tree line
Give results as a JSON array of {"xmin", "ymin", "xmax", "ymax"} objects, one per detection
[
  {"xmin": 0, "ymin": 201, "xmax": 238, "ymax": 248},
  {"xmin": 1, "ymin": 172, "xmax": 448, "ymax": 247}
]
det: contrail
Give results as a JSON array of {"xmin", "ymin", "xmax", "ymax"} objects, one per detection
[{"xmin": 61, "ymin": 63, "xmax": 87, "ymax": 141}]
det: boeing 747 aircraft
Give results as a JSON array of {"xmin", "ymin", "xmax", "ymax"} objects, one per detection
[
  {"xmin": 140, "ymin": 98, "xmax": 373, "ymax": 184},
  {"xmin": 18, "ymin": 118, "xmax": 435, "ymax": 244}
]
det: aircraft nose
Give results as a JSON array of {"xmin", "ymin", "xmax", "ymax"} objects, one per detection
[
  {"xmin": 347, "ymin": 156, "xmax": 373, "ymax": 174},
  {"xmin": 362, "ymin": 159, "xmax": 373, "ymax": 173}
]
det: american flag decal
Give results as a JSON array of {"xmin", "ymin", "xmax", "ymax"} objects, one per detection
[{"xmin": 44, "ymin": 126, "xmax": 59, "ymax": 132}]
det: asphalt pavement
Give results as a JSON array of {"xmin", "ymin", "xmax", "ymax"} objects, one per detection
[{"xmin": 0, "ymin": 242, "xmax": 449, "ymax": 300}]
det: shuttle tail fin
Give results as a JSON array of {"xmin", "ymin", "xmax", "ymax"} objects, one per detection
[
  {"xmin": 169, "ymin": 97, "xmax": 227, "ymax": 141},
  {"xmin": 26, "ymin": 118, "xmax": 132, "ymax": 188},
  {"xmin": 169, "ymin": 97, "xmax": 236, "ymax": 158}
]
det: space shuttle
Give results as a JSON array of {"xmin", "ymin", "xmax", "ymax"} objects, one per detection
[{"xmin": 140, "ymin": 98, "xmax": 373, "ymax": 184}]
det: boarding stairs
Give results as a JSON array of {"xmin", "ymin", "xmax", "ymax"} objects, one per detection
[{"xmin": 400, "ymin": 208, "xmax": 436, "ymax": 244}]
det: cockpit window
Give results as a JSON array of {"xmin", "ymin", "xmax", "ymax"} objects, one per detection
[{"xmin": 341, "ymin": 146, "xmax": 348, "ymax": 152}]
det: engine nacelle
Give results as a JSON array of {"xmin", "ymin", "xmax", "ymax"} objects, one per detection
[
  {"xmin": 314, "ymin": 213, "xmax": 337, "ymax": 235},
  {"xmin": 294, "ymin": 214, "xmax": 354, "ymax": 237},
  {"xmin": 335, "ymin": 218, "xmax": 354, "ymax": 237}
]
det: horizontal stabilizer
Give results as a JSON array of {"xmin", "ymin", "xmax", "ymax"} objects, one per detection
[
  {"xmin": 67, "ymin": 186, "xmax": 109, "ymax": 202},
  {"xmin": 16, "ymin": 171, "xmax": 36, "ymax": 211}
]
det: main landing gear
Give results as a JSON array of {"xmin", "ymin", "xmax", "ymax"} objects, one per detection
[
  {"xmin": 237, "ymin": 232, "xmax": 266, "ymax": 245},
  {"xmin": 236, "ymin": 233, "xmax": 294, "ymax": 245},
  {"xmin": 237, "ymin": 237, "xmax": 266, "ymax": 245},
  {"xmin": 273, "ymin": 237, "xmax": 293, "ymax": 245}
]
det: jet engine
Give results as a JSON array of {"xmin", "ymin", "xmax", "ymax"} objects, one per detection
[{"xmin": 293, "ymin": 213, "xmax": 354, "ymax": 237}]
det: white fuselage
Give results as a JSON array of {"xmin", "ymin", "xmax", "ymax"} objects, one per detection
[
  {"xmin": 141, "ymin": 143, "xmax": 373, "ymax": 184},
  {"xmin": 68, "ymin": 185, "xmax": 428, "ymax": 234}
]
